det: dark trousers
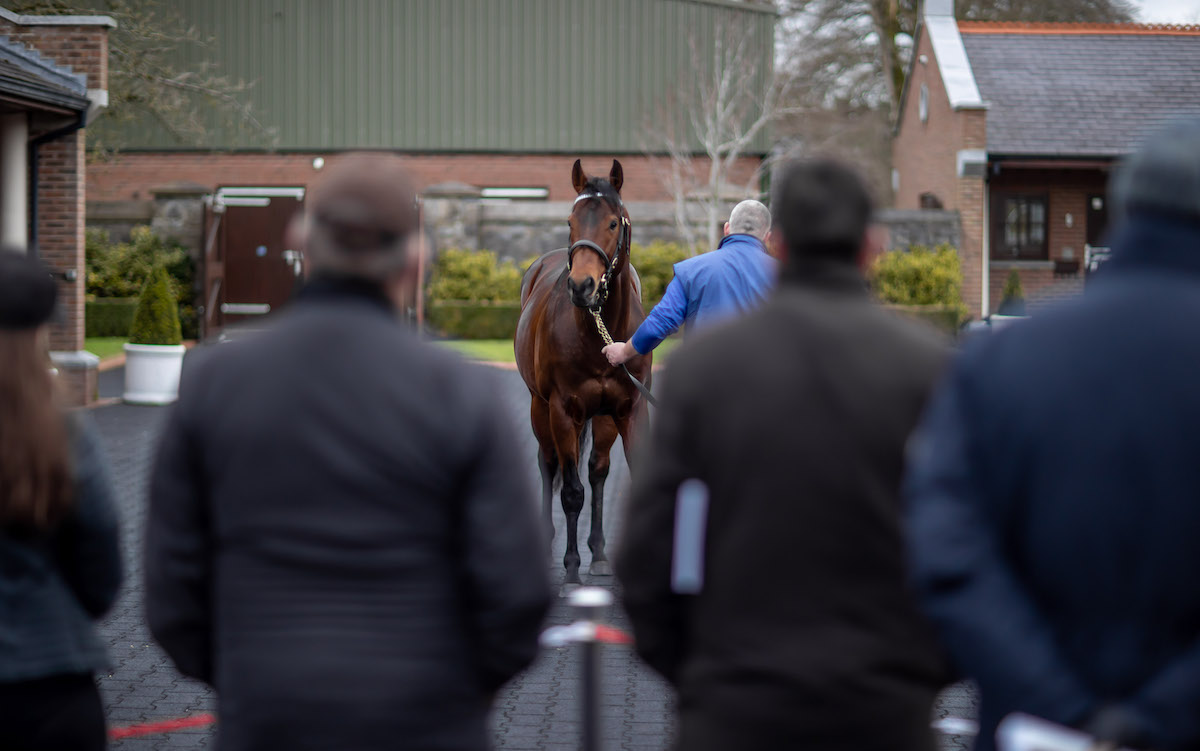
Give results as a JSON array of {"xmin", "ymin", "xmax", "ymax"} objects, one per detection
[{"xmin": 0, "ymin": 673, "xmax": 106, "ymax": 751}]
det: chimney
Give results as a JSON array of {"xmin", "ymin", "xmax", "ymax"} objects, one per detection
[{"xmin": 925, "ymin": 0, "xmax": 954, "ymax": 17}]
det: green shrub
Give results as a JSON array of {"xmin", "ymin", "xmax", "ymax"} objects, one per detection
[
  {"xmin": 427, "ymin": 301, "xmax": 522, "ymax": 340},
  {"xmin": 1002, "ymin": 270, "xmax": 1024, "ymax": 302},
  {"xmin": 426, "ymin": 249, "xmax": 526, "ymax": 303},
  {"xmin": 129, "ymin": 265, "xmax": 182, "ymax": 345},
  {"xmin": 630, "ymin": 241, "xmax": 700, "ymax": 309},
  {"xmin": 86, "ymin": 226, "xmax": 198, "ymax": 339},
  {"xmin": 85, "ymin": 297, "xmax": 138, "ymax": 337},
  {"xmin": 870, "ymin": 244, "xmax": 969, "ymax": 325}
]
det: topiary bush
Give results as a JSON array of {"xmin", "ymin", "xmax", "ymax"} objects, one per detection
[
  {"xmin": 870, "ymin": 244, "xmax": 969, "ymax": 326},
  {"xmin": 997, "ymin": 270, "xmax": 1027, "ymax": 316},
  {"xmin": 129, "ymin": 265, "xmax": 182, "ymax": 345}
]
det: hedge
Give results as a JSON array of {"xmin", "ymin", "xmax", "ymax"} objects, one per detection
[
  {"xmin": 427, "ymin": 301, "xmax": 522, "ymax": 340},
  {"xmin": 85, "ymin": 297, "xmax": 138, "ymax": 337},
  {"xmin": 86, "ymin": 226, "xmax": 198, "ymax": 340},
  {"xmin": 423, "ymin": 243, "xmax": 702, "ymax": 339},
  {"xmin": 870, "ymin": 244, "xmax": 969, "ymax": 327}
]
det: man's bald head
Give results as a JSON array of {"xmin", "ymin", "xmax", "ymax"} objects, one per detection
[{"xmin": 727, "ymin": 200, "xmax": 771, "ymax": 241}]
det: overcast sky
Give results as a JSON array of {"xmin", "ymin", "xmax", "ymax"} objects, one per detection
[{"xmin": 1131, "ymin": 0, "xmax": 1200, "ymax": 22}]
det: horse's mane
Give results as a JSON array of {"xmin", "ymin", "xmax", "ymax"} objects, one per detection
[{"xmin": 580, "ymin": 177, "xmax": 623, "ymax": 210}]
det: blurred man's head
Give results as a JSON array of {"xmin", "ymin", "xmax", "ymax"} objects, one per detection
[
  {"xmin": 725, "ymin": 199, "xmax": 771, "ymax": 241},
  {"xmin": 1110, "ymin": 118, "xmax": 1200, "ymax": 228},
  {"xmin": 769, "ymin": 158, "xmax": 874, "ymax": 273},
  {"xmin": 297, "ymin": 153, "xmax": 424, "ymax": 306}
]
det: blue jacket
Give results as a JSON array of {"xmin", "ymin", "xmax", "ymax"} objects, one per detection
[
  {"xmin": 0, "ymin": 414, "xmax": 122, "ymax": 682},
  {"xmin": 630, "ymin": 234, "xmax": 776, "ymax": 353},
  {"xmin": 904, "ymin": 215, "xmax": 1200, "ymax": 751}
]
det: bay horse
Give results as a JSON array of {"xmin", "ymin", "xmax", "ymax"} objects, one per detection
[{"xmin": 515, "ymin": 159, "xmax": 652, "ymax": 591}]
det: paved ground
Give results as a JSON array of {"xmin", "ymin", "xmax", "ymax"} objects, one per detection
[{"xmin": 91, "ymin": 362, "xmax": 975, "ymax": 750}]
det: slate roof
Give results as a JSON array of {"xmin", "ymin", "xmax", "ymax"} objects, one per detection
[
  {"xmin": 0, "ymin": 36, "xmax": 89, "ymax": 113},
  {"xmin": 959, "ymin": 24, "xmax": 1200, "ymax": 157}
]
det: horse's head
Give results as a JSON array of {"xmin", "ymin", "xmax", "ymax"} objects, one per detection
[{"xmin": 566, "ymin": 158, "xmax": 630, "ymax": 309}]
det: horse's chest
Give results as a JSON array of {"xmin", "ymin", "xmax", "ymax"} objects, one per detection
[{"xmin": 561, "ymin": 378, "xmax": 632, "ymax": 422}]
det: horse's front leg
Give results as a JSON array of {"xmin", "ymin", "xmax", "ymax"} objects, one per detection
[
  {"xmin": 549, "ymin": 395, "xmax": 585, "ymax": 594},
  {"xmin": 530, "ymin": 397, "xmax": 558, "ymax": 546},
  {"xmin": 587, "ymin": 416, "xmax": 620, "ymax": 576}
]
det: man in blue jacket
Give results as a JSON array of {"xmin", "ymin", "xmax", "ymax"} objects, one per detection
[
  {"xmin": 602, "ymin": 199, "xmax": 776, "ymax": 366},
  {"xmin": 904, "ymin": 119, "xmax": 1200, "ymax": 751}
]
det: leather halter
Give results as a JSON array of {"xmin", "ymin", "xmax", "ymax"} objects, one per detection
[{"xmin": 566, "ymin": 191, "xmax": 630, "ymax": 308}]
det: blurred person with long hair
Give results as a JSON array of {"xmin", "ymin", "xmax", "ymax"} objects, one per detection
[{"xmin": 0, "ymin": 249, "xmax": 122, "ymax": 750}]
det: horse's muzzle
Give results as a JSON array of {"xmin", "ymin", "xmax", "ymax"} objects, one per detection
[{"xmin": 567, "ymin": 276, "xmax": 600, "ymax": 308}]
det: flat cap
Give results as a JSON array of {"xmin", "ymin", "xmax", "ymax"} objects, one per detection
[
  {"xmin": 0, "ymin": 248, "xmax": 57, "ymax": 330},
  {"xmin": 304, "ymin": 154, "xmax": 420, "ymax": 278}
]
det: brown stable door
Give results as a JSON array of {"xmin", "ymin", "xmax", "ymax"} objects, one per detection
[{"xmin": 218, "ymin": 189, "xmax": 305, "ymax": 327}]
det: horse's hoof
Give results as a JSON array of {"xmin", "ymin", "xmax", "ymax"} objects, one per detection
[
  {"xmin": 588, "ymin": 560, "xmax": 612, "ymax": 576},
  {"xmin": 559, "ymin": 582, "xmax": 581, "ymax": 598}
]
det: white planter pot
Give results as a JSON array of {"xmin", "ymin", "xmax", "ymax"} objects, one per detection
[{"xmin": 123, "ymin": 343, "xmax": 186, "ymax": 405}]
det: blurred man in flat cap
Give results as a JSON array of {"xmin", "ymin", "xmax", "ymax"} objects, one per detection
[
  {"xmin": 145, "ymin": 155, "xmax": 551, "ymax": 751},
  {"xmin": 905, "ymin": 119, "xmax": 1200, "ymax": 751}
]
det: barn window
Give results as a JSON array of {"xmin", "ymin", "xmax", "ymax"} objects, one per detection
[{"xmin": 992, "ymin": 194, "xmax": 1048, "ymax": 260}]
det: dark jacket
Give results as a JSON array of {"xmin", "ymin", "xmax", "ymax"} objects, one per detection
[
  {"xmin": 146, "ymin": 278, "xmax": 552, "ymax": 751},
  {"xmin": 904, "ymin": 215, "xmax": 1200, "ymax": 751},
  {"xmin": 616, "ymin": 262, "xmax": 952, "ymax": 751},
  {"xmin": 0, "ymin": 414, "xmax": 122, "ymax": 682}
]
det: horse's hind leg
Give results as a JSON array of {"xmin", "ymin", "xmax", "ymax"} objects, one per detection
[
  {"xmin": 587, "ymin": 416, "xmax": 619, "ymax": 576},
  {"xmin": 531, "ymin": 397, "xmax": 558, "ymax": 546},
  {"xmin": 549, "ymin": 395, "xmax": 585, "ymax": 592}
]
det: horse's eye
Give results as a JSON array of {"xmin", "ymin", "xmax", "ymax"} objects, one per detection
[{"xmin": 609, "ymin": 220, "xmax": 618, "ymax": 230}]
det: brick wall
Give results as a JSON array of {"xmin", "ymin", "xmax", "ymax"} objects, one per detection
[
  {"xmin": 955, "ymin": 110, "xmax": 988, "ymax": 319},
  {"xmin": 35, "ymin": 131, "xmax": 86, "ymax": 353},
  {"xmin": 892, "ymin": 29, "xmax": 961, "ymax": 212},
  {"xmin": 86, "ymin": 152, "xmax": 764, "ymax": 204},
  {"xmin": 0, "ymin": 23, "xmax": 108, "ymax": 90},
  {"xmin": 3, "ymin": 15, "xmax": 111, "ymax": 405},
  {"xmin": 892, "ymin": 27, "xmax": 991, "ymax": 318}
]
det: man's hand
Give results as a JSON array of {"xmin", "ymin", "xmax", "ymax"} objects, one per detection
[{"xmin": 603, "ymin": 341, "xmax": 638, "ymax": 366}]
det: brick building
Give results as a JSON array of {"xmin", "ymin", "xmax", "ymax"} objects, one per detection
[
  {"xmin": 0, "ymin": 6, "xmax": 111, "ymax": 405},
  {"xmin": 83, "ymin": 0, "xmax": 777, "ymax": 336},
  {"xmin": 893, "ymin": 0, "xmax": 1200, "ymax": 318}
]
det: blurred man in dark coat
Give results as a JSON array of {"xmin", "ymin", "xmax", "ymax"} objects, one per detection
[
  {"xmin": 905, "ymin": 120, "xmax": 1200, "ymax": 751},
  {"xmin": 145, "ymin": 155, "xmax": 551, "ymax": 751},
  {"xmin": 616, "ymin": 158, "xmax": 952, "ymax": 751}
]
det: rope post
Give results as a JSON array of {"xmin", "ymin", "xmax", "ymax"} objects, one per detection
[{"xmin": 568, "ymin": 587, "xmax": 612, "ymax": 751}]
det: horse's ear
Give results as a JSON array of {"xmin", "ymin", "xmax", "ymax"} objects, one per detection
[
  {"xmin": 571, "ymin": 159, "xmax": 587, "ymax": 194},
  {"xmin": 609, "ymin": 159, "xmax": 624, "ymax": 194}
]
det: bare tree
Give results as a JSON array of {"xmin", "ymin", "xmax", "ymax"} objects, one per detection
[
  {"xmin": 643, "ymin": 20, "xmax": 801, "ymax": 252},
  {"xmin": 12, "ymin": 0, "xmax": 277, "ymax": 154},
  {"xmin": 772, "ymin": 0, "xmax": 1136, "ymax": 202}
]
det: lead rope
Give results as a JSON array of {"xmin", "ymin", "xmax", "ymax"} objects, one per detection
[{"xmin": 590, "ymin": 308, "xmax": 658, "ymax": 407}]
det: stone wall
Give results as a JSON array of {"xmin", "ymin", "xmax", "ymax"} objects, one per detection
[
  {"xmin": 423, "ymin": 183, "xmax": 737, "ymax": 261},
  {"xmin": 876, "ymin": 209, "xmax": 961, "ymax": 251}
]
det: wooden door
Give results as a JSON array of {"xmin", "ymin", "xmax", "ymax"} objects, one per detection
[{"xmin": 216, "ymin": 188, "xmax": 305, "ymax": 328}]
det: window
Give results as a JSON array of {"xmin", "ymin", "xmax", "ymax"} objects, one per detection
[
  {"xmin": 919, "ymin": 84, "xmax": 929, "ymax": 123},
  {"xmin": 992, "ymin": 194, "xmax": 1048, "ymax": 260}
]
